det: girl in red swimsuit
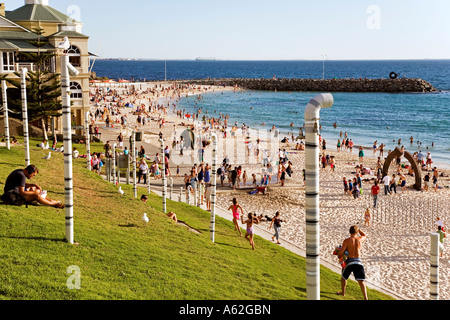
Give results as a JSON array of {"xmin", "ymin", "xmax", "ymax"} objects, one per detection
[{"xmin": 228, "ymin": 197, "xmax": 243, "ymax": 237}]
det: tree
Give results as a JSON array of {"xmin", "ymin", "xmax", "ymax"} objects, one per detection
[{"xmin": 6, "ymin": 27, "xmax": 62, "ymax": 140}]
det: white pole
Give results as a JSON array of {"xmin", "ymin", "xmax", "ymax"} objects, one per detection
[
  {"xmin": 170, "ymin": 177, "xmax": 173, "ymax": 200},
  {"xmin": 21, "ymin": 68, "xmax": 30, "ymax": 166},
  {"xmin": 210, "ymin": 133, "xmax": 218, "ymax": 243},
  {"xmin": 132, "ymin": 131, "xmax": 137, "ymax": 198},
  {"xmin": 61, "ymin": 55, "xmax": 75, "ymax": 245},
  {"xmin": 194, "ymin": 183, "xmax": 197, "ymax": 207},
  {"xmin": 430, "ymin": 233, "xmax": 440, "ymax": 300},
  {"xmin": 2, "ymin": 80, "xmax": 10, "ymax": 150},
  {"xmin": 304, "ymin": 93, "xmax": 334, "ymax": 300},
  {"xmin": 85, "ymin": 112, "xmax": 91, "ymax": 171},
  {"xmin": 113, "ymin": 143, "xmax": 117, "ymax": 185},
  {"xmin": 160, "ymin": 138, "xmax": 167, "ymax": 213}
]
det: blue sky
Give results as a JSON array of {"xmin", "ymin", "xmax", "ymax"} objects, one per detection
[{"xmin": 6, "ymin": 0, "xmax": 450, "ymax": 60}]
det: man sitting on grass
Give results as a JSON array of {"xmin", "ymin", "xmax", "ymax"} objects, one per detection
[{"xmin": 1, "ymin": 165, "xmax": 64, "ymax": 209}]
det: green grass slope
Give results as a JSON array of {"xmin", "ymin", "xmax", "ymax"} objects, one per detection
[{"xmin": 0, "ymin": 138, "xmax": 394, "ymax": 300}]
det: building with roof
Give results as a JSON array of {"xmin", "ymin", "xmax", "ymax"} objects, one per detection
[{"xmin": 0, "ymin": 0, "xmax": 91, "ymax": 134}]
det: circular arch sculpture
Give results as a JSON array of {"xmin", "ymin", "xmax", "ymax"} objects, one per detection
[{"xmin": 382, "ymin": 147, "xmax": 422, "ymax": 190}]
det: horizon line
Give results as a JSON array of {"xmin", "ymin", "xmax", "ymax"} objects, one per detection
[{"xmin": 93, "ymin": 58, "xmax": 450, "ymax": 62}]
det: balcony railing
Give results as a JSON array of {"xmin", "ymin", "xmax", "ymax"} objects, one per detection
[{"xmin": 15, "ymin": 62, "xmax": 36, "ymax": 72}]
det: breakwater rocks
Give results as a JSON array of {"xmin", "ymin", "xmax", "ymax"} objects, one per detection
[{"xmin": 183, "ymin": 78, "xmax": 439, "ymax": 93}]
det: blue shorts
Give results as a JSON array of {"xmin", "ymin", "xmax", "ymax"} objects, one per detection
[{"xmin": 342, "ymin": 258, "xmax": 366, "ymax": 281}]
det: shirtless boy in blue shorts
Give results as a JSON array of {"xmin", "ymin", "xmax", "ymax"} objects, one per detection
[{"xmin": 338, "ymin": 225, "xmax": 368, "ymax": 300}]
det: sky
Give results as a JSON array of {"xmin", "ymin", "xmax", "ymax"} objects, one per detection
[{"xmin": 5, "ymin": 0, "xmax": 450, "ymax": 60}]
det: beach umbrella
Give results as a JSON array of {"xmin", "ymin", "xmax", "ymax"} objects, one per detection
[{"xmin": 304, "ymin": 93, "xmax": 334, "ymax": 300}]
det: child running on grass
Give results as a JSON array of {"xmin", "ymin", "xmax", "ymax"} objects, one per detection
[
  {"xmin": 228, "ymin": 198, "xmax": 244, "ymax": 237},
  {"xmin": 241, "ymin": 212, "xmax": 259, "ymax": 250}
]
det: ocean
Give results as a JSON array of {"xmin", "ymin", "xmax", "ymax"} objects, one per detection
[{"xmin": 92, "ymin": 60, "xmax": 450, "ymax": 168}]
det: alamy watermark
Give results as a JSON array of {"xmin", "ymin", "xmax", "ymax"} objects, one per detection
[
  {"xmin": 366, "ymin": 5, "xmax": 381, "ymax": 30},
  {"xmin": 168, "ymin": 128, "xmax": 282, "ymax": 167},
  {"xmin": 66, "ymin": 265, "xmax": 81, "ymax": 290},
  {"xmin": 66, "ymin": 5, "xmax": 81, "ymax": 23}
]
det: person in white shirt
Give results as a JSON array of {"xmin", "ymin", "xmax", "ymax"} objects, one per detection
[
  {"xmin": 382, "ymin": 174, "xmax": 390, "ymax": 195},
  {"xmin": 138, "ymin": 159, "xmax": 149, "ymax": 184},
  {"xmin": 73, "ymin": 148, "xmax": 79, "ymax": 159}
]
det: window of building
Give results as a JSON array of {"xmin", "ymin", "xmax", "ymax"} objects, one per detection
[
  {"xmin": 2, "ymin": 52, "xmax": 15, "ymax": 72},
  {"xmin": 70, "ymin": 81, "xmax": 82, "ymax": 99},
  {"xmin": 65, "ymin": 45, "xmax": 81, "ymax": 67}
]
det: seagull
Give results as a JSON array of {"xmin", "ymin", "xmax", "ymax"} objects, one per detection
[
  {"xmin": 142, "ymin": 213, "xmax": 149, "ymax": 223},
  {"xmin": 42, "ymin": 152, "xmax": 51, "ymax": 160},
  {"xmin": 58, "ymin": 36, "xmax": 70, "ymax": 51},
  {"xmin": 118, "ymin": 186, "xmax": 124, "ymax": 195}
]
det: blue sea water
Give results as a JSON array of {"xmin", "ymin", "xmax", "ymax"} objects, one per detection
[{"xmin": 92, "ymin": 60, "xmax": 450, "ymax": 168}]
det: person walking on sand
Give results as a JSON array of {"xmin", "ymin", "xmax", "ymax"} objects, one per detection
[
  {"xmin": 389, "ymin": 174, "xmax": 397, "ymax": 194},
  {"xmin": 358, "ymin": 146, "xmax": 365, "ymax": 164},
  {"xmin": 337, "ymin": 226, "xmax": 368, "ymax": 300},
  {"xmin": 379, "ymin": 144, "xmax": 384, "ymax": 158},
  {"xmin": 371, "ymin": 180, "xmax": 380, "ymax": 208},
  {"xmin": 433, "ymin": 167, "xmax": 439, "ymax": 192},
  {"xmin": 269, "ymin": 211, "xmax": 285, "ymax": 244},
  {"xmin": 241, "ymin": 212, "xmax": 259, "ymax": 250},
  {"xmin": 364, "ymin": 208, "xmax": 371, "ymax": 227},
  {"xmin": 228, "ymin": 198, "xmax": 244, "ymax": 236}
]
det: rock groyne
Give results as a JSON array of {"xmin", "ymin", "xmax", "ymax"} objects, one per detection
[{"xmin": 183, "ymin": 78, "xmax": 438, "ymax": 93}]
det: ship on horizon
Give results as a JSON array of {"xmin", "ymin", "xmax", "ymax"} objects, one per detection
[{"xmin": 196, "ymin": 57, "xmax": 216, "ymax": 61}]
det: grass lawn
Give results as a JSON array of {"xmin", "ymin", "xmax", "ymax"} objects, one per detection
[{"xmin": 0, "ymin": 137, "xmax": 395, "ymax": 300}]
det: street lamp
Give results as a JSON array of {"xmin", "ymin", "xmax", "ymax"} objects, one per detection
[{"xmin": 304, "ymin": 93, "xmax": 334, "ymax": 300}]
